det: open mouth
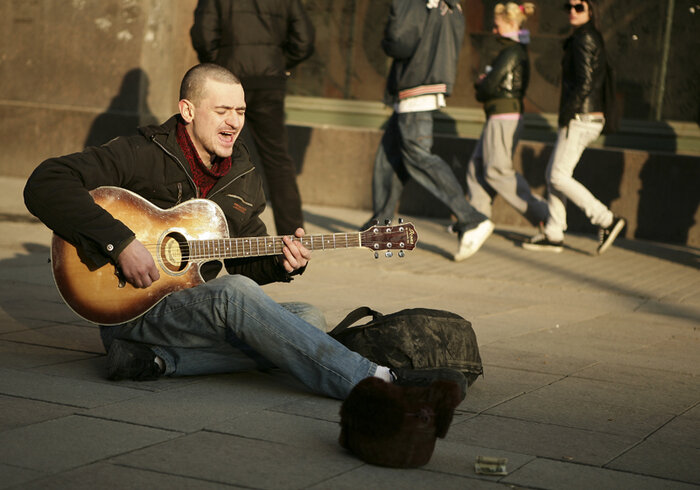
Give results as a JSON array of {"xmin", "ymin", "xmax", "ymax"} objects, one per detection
[{"xmin": 219, "ymin": 131, "xmax": 235, "ymax": 144}]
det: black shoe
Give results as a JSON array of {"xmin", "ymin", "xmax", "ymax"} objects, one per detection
[
  {"xmin": 106, "ymin": 339, "xmax": 162, "ymax": 381},
  {"xmin": 597, "ymin": 216, "xmax": 626, "ymax": 255},
  {"xmin": 521, "ymin": 233, "xmax": 564, "ymax": 253},
  {"xmin": 391, "ymin": 367, "xmax": 467, "ymax": 402}
]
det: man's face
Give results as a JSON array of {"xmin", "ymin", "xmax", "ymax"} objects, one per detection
[{"xmin": 182, "ymin": 78, "xmax": 245, "ymax": 163}]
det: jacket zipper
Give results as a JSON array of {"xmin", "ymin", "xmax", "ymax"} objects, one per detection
[
  {"xmin": 152, "ymin": 136, "xmax": 200, "ymax": 198},
  {"xmin": 208, "ymin": 166, "xmax": 255, "ymax": 199}
]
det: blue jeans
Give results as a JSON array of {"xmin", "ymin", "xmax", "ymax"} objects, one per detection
[
  {"xmin": 372, "ymin": 110, "xmax": 487, "ymax": 232},
  {"xmin": 99, "ymin": 275, "xmax": 377, "ymax": 399}
]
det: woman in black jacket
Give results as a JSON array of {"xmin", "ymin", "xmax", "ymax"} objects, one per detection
[
  {"xmin": 465, "ymin": 2, "xmax": 548, "ymax": 234},
  {"xmin": 523, "ymin": 0, "xmax": 625, "ymax": 254}
]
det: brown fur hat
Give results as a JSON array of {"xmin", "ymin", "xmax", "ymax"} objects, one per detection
[{"xmin": 338, "ymin": 377, "xmax": 461, "ymax": 468}]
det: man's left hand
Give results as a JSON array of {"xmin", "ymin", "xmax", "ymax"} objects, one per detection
[{"xmin": 280, "ymin": 228, "xmax": 310, "ymax": 272}]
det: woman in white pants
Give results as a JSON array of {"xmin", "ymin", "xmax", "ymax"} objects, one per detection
[{"xmin": 523, "ymin": 0, "xmax": 625, "ymax": 254}]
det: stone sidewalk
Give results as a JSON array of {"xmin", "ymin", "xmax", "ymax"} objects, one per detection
[{"xmin": 0, "ymin": 176, "xmax": 698, "ymax": 489}]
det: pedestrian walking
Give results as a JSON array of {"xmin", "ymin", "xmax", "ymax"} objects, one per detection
[
  {"xmin": 523, "ymin": 0, "xmax": 625, "ymax": 254},
  {"xmin": 466, "ymin": 2, "xmax": 549, "ymax": 228},
  {"xmin": 364, "ymin": 0, "xmax": 495, "ymax": 262}
]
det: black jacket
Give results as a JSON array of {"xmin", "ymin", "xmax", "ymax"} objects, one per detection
[
  {"xmin": 475, "ymin": 36, "xmax": 529, "ymax": 117},
  {"xmin": 559, "ymin": 21, "xmax": 606, "ymax": 127},
  {"xmin": 24, "ymin": 116, "xmax": 292, "ymax": 285},
  {"xmin": 191, "ymin": 0, "xmax": 315, "ymax": 90},
  {"xmin": 382, "ymin": 0, "xmax": 464, "ymax": 106}
]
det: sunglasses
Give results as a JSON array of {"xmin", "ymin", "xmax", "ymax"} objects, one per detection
[{"xmin": 563, "ymin": 3, "xmax": 586, "ymax": 12}]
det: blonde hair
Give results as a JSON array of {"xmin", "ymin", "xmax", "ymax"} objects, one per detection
[{"xmin": 494, "ymin": 2, "xmax": 535, "ymax": 27}]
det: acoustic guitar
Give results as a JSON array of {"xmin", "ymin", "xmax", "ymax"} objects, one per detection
[{"xmin": 51, "ymin": 187, "xmax": 418, "ymax": 325}]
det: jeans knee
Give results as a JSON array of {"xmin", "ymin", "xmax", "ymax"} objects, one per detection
[{"xmin": 210, "ymin": 274, "xmax": 262, "ymax": 301}]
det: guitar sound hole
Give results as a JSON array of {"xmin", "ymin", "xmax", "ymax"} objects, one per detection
[{"xmin": 160, "ymin": 232, "xmax": 189, "ymax": 273}]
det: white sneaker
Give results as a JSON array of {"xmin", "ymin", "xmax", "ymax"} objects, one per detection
[{"xmin": 453, "ymin": 220, "xmax": 494, "ymax": 262}]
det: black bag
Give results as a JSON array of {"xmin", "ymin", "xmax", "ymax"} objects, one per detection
[{"xmin": 329, "ymin": 307, "xmax": 483, "ymax": 386}]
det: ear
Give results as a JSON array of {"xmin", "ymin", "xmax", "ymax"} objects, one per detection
[{"xmin": 179, "ymin": 99, "xmax": 195, "ymax": 123}]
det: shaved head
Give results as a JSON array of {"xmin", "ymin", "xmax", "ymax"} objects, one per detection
[{"xmin": 179, "ymin": 63, "xmax": 241, "ymax": 104}]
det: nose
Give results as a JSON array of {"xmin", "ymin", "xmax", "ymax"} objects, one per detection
[{"xmin": 226, "ymin": 111, "xmax": 243, "ymax": 129}]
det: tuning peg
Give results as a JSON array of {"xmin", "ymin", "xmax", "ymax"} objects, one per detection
[
  {"xmin": 398, "ymin": 218, "xmax": 404, "ymax": 224},
  {"xmin": 385, "ymin": 251, "xmax": 393, "ymax": 258},
  {"xmin": 374, "ymin": 252, "xmax": 379, "ymax": 259},
  {"xmin": 398, "ymin": 250, "xmax": 405, "ymax": 258},
  {"xmin": 384, "ymin": 218, "xmax": 392, "ymax": 225}
]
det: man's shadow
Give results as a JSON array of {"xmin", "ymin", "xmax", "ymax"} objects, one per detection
[{"xmin": 84, "ymin": 68, "xmax": 158, "ymax": 148}]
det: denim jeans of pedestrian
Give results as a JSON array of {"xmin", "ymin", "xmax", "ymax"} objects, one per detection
[
  {"xmin": 371, "ymin": 110, "xmax": 486, "ymax": 232},
  {"xmin": 99, "ymin": 274, "xmax": 377, "ymax": 399},
  {"xmin": 543, "ymin": 119, "xmax": 612, "ymax": 242},
  {"xmin": 466, "ymin": 116, "xmax": 548, "ymax": 226}
]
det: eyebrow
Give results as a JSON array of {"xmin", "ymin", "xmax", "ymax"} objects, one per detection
[{"xmin": 216, "ymin": 104, "xmax": 246, "ymax": 110}]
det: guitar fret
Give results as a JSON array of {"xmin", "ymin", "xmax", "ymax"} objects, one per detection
[{"xmin": 187, "ymin": 228, "xmax": 402, "ymax": 261}]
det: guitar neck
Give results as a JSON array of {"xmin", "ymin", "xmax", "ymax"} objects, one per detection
[{"xmin": 188, "ymin": 232, "xmax": 363, "ymax": 261}]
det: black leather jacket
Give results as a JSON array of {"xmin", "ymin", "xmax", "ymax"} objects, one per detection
[
  {"xmin": 191, "ymin": 0, "xmax": 315, "ymax": 90},
  {"xmin": 475, "ymin": 36, "xmax": 529, "ymax": 116},
  {"xmin": 559, "ymin": 21, "xmax": 606, "ymax": 127}
]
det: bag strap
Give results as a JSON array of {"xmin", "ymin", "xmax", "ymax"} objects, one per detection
[{"xmin": 329, "ymin": 306, "xmax": 382, "ymax": 336}]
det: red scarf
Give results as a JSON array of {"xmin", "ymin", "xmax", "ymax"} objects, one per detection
[{"xmin": 176, "ymin": 121, "xmax": 232, "ymax": 197}]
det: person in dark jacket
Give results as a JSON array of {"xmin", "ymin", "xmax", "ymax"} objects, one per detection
[
  {"xmin": 523, "ymin": 0, "xmax": 625, "ymax": 254},
  {"xmin": 23, "ymin": 63, "xmax": 467, "ymax": 399},
  {"xmin": 364, "ymin": 0, "xmax": 493, "ymax": 262},
  {"xmin": 466, "ymin": 2, "xmax": 548, "ymax": 228},
  {"xmin": 190, "ymin": 0, "xmax": 314, "ymax": 235}
]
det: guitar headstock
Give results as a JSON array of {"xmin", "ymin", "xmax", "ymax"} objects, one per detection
[{"xmin": 360, "ymin": 221, "xmax": 418, "ymax": 258}]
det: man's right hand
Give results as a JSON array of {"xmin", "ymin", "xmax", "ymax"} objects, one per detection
[{"xmin": 117, "ymin": 239, "xmax": 160, "ymax": 288}]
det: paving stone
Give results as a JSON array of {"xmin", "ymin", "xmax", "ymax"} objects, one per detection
[
  {"xmin": 633, "ymin": 302, "xmax": 700, "ymax": 330},
  {"xmin": 458, "ymin": 365, "xmax": 563, "ymax": 414},
  {"xmin": 646, "ymin": 415, "xmax": 700, "ymax": 447},
  {"xmin": 0, "ymin": 367, "xmax": 148, "ymax": 408},
  {"xmin": 607, "ymin": 440, "xmax": 700, "ymax": 485},
  {"xmin": 268, "ymin": 394, "xmax": 342, "ymax": 422},
  {"xmin": 0, "ymin": 415, "xmax": 179, "ymax": 473},
  {"xmin": 572, "ymin": 362, "xmax": 700, "ymax": 396},
  {"xmin": 87, "ymin": 372, "xmax": 306, "ymax": 432},
  {"xmin": 504, "ymin": 457, "xmax": 698, "ymax": 490},
  {"xmin": 525, "ymin": 376, "xmax": 698, "ymax": 415},
  {"xmin": 17, "ymin": 462, "xmax": 239, "ymax": 490},
  {"xmin": 484, "ymin": 389, "xmax": 675, "ymax": 437},
  {"xmin": 209, "ymin": 409, "xmax": 340, "ymax": 449},
  {"xmin": 479, "ymin": 344, "xmax": 597, "ymax": 376},
  {"xmin": 112, "ymin": 430, "xmax": 359, "ymax": 489},
  {"xmin": 449, "ymin": 414, "xmax": 637, "ymax": 466},
  {"xmin": 0, "ymin": 394, "xmax": 78, "ymax": 431},
  {"xmin": 0, "ymin": 340, "xmax": 94, "ymax": 370},
  {"xmin": 0, "ymin": 323, "xmax": 103, "ymax": 353},
  {"xmin": 0, "ymin": 463, "xmax": 46, "ymax": 489},
  {"xmin": 308, "ymin": 464, "xmax": 507, "ymax": 490}
]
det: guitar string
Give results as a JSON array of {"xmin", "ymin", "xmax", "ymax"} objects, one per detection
[{"xmin": 138, "ymin": 234, "xmax": 369, "ymax": 261}]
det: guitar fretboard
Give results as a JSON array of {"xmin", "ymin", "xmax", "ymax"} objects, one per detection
[{"xmin": 188, "ymin": 233, "xmax": 363, "ymax": 260}]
